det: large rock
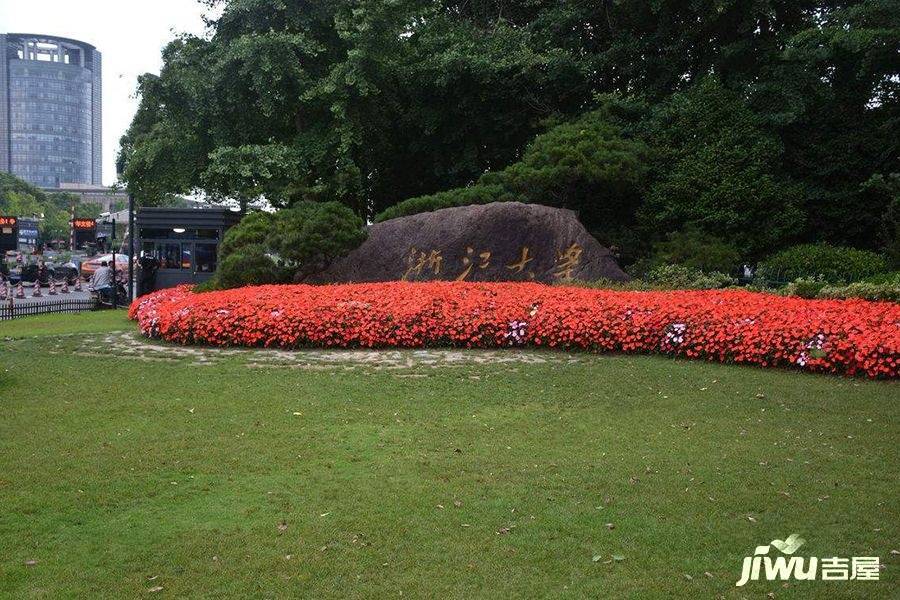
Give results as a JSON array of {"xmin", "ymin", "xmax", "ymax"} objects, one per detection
[{"xmin": 317, "ymin": 202, "xmax": 628, "ymax": 284}]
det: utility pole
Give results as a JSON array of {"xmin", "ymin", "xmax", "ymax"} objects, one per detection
[
  {"xmin": 128, "ymin": 193, "xmax": 135, "ymax": 302},
  {"xmin": 110, "ymin": 218, "xmax": 117, "ymax": 309}
]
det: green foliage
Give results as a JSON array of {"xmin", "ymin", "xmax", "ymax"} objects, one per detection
[
  {"xmin": 201, "ymin": 144, "xmax": 305, "ymax": 210},
  {"xmin": 772, "ymin": 1, "xmax": 900, "ymax": 249},
  {"xmin": 643, "ymin": 264, "xmax": 735, "ymax": 290},
  {"xmin": 207, "ymin": 201, "xmax": 367, "ymax": 289},
  {"xmin": 784, "ymin": 277, "xmax": 828, "ymax": 300},
  {"xmin": 218, "ymin": 211, "xmax": 274, "ymax": 258},
  {"xmin": 266, "ymin": 201, "xmax": 368, "ymax": 281},
  {"xmin": 757, "ymin": 244, "xmax": 889, "ymax": 285},
  {"xmin": 818, "ymin": 281, "xmax": 900, "ymax": 302},
  {"xmin": 74, "ymin": 203, "xmax": 103, "ymax": 219},
  {"xmin": 863, "ymin": 173, "xmax": 900, "ymax": 268},
  {"xmin": 571, "ymin": 264, "xmax": 733, "ymax": 291},
  {"xmin": 777, "ymin": 271, "xmax": 900, "ymax": 301},
  {"xmin": 861, "ymin": 271, "xmax": 900, "ymax": 285},
  {"xmin": 374, "ymin": 184, "xmax": 507, "ymax": 223},
  {"xmin": 375, "ymin": 108, "xmax": 649, "ymax": 250},
  {"xmin": 0, "ymin": 172, "xmax": 80, "ymax": 241},
  {"xmin": 637, "ymin": 226, "xmax": 742, "ymax": 275},
  {"xmin": 639, "ymin": 78, "xmax": 805, "ymax": 259},
  {"xmin": 119, "ymin": 0, "xmax": 899, "ymax": 264},
  {"xmin": 213, "ymin": 245, "xmax": 286, "ymax": 290}
]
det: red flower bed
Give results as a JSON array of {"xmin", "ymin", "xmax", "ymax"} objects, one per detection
[{"xmin": 129, "ymin": 282, "xmax": 900, "ymax": 378}]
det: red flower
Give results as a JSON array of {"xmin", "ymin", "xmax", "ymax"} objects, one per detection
[{"xmin": 130, "ymin": 282, "xmax": 900, "ymax": 379}]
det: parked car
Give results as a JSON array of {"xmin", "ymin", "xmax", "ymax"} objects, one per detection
[
  {"xmin": 53, "ymin": 263, "xmax": 80, "ymax": 284},
  {"xmin": 80, "ymin": 253, "xmax": 130, "ymax": 280}
]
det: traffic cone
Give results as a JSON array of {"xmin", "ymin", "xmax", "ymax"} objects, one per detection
[
  {"xmin": 48, "ymin": 280, "xmax": 58, "ymax": 295},
  {"xmin": 61, "ymin": 280, "xmax": 70, "ymax": 294},
  {"xmin": 31, "ymin": 281, "xmax": 42, "ymax": 298},
  {"xmin": 15, "ymin": 282, "xmax": 25, "ymax": 299}
]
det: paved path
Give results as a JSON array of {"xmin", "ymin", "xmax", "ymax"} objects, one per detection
[{"xmin": 65, "ymin": 331, "xmax": 584, "ymax": 372}]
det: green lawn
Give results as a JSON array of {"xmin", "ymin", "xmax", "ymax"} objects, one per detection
[
  {"xmin": 0, "ymin": 312, "xmax": 897, "ymax": 598},
  {"xmin": 0, "ymin": 310, "xmax": 131, "ymax": 339}
]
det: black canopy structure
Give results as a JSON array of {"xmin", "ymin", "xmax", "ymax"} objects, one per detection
[{"xmin": 135, "ymin": 207, "xmax": 243, "ymax": 295}]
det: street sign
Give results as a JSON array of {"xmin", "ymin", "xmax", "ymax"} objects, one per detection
[{"xmin": 0, "ymin": 216, "xmax": 17, "ymax": 252}]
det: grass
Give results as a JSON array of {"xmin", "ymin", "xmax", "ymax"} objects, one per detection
[
  {"xmin": 0, "ymin": 310, "xmax": 131, "ymax": 339},
  {"xmin": 0, "ymin": 312, "xmax": 897, "ymax": 598}
]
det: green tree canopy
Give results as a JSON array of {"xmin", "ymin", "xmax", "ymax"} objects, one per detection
[
  {"xmin": 639, "ymin": 78, "xmax": 806, "ymax": 259},
  {"xmin": 0, "ymin": 172, "xmax": 94, "ymax": 242},
  {"xmin": 119, "ymin": 0, "xmax": 899, "ymax": 262}
]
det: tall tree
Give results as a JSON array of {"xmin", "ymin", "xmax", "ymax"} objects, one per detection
[{"xmin": 119, "ymin": 0, "xmax": 898, "ymax": 259}]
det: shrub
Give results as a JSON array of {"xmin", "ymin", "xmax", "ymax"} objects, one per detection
[
  {"xmin": 643, "ymin": 264, "xmax": 734, "ymax": 289},
  {"xmin": 218, "ymin": 211, "xmax": 275, "ymax": 257},
  {"xmin": 374, "ymin": 184, "xmax": 507, "ymax": 223},
  {"xmin": 130, "ymin": 282, "xmax": 900, "ymax": 378},
  {"xmin": 373, "ymin": 108, "xmax": 649, "ymax": 239},
  {"xmin": 208, "ymin": 201, "xmax": 367, "ymax": 289},
  {"xmin": 635, "ymin": 226, "xmax": 742, "ymax": 275},
  {"xmin": 784, "ymin": 277, "xmax": 827, "ymax": 299},
  {"xmin": 213, "ymin": 245, "xmax": 287, "ymax": 290},
  {"xmin": 818, "ymin": 282, "xmax": 900, "ymax": 302},
  {"xmin": 756, "ymin": 244, "xmax": 888, "ymax": 285},
  {"xmin": 267, "ymin": 201, "xmax": 368, "ymax": 281},
  {"xmin": 861, "ymin": 271, "xmax": 900, "ymax": 285}
]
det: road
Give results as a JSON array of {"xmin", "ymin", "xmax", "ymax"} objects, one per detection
[{"xmin": 3, "ymin": 288, "xmax": 93, "ymax": 305}]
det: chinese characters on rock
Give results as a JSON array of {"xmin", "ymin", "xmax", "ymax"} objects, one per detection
[{"xmin": 401, "ymin": 244, "xmax": 582, "ymax": 282}]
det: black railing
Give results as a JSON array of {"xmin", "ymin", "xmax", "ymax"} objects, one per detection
[{"xmin": 0, "ymin": 298, "xmax": 99, "ymax": 320}]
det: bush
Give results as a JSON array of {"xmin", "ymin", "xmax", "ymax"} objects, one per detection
[
  {"xmin": 756, "ymin": 244, "xmax": 888, "ymax": 285},
  {"xmin": 207, "ymin": 202, "xmax": 367, "ymax": 289},
  {"xmin": 861, "ymin": 271, "xmax": 900, "ymax": 285},
  {"xmin": 575, "ymin": 264, "xmax": 734, "ymax": 291},
  {"xmin": 784, "ymin": 277, "xmax": 827, "ymax": 299},
  {"xmin": 818, "ymin": 282, "xmax": 900, "ymax": 302},
  {"xmin": 644, "ymin": 264, "xmax": 734, "ymax": 289},
  {"xmin": 374, "ymin": 184, "xmax": 507, "ymax": 223},
  {"xmin": 374, "ymin": 107, "xmax": 649, "ymax": 240},
  {"xmin": 267, "ymin": 201, "xmax": 368, "ymax": 281},
  {"xmin": 218, "ymin": 211, "xmax": 275, "ymax": 257},
  {"xmin": 130, "ymin": 282, "xmax": 900, "ymax": 378},
  {"xmin": 213, "ymin": 245, "xmax": 287, "ymax": 290},
  {"xmin": 635, "ymin": 226, "xmax": 741, "ymax": 274}
]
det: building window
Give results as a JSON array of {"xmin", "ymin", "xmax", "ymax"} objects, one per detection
[{"xmin": 195, "ymin": 244, "xmax": 217, "ymax": 273}]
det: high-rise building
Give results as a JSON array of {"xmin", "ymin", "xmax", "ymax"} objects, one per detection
[{"xmin": 0, "ymin": 33, "xmax": 102, "ymax": 188}]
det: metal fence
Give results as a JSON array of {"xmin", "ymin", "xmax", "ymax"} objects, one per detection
[{"xmin": 0, "ymin": 298, "xmax": 99, "ymax": 321}]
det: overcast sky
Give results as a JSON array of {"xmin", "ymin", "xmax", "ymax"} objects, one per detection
[{"xmin": 1, "ymin": 0, "xmax": 220, "ymax": 185}]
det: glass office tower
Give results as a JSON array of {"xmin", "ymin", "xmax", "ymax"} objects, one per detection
[{"xmin": 0, "ymin": 33, "xmax": 102, "ymax": 187}]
